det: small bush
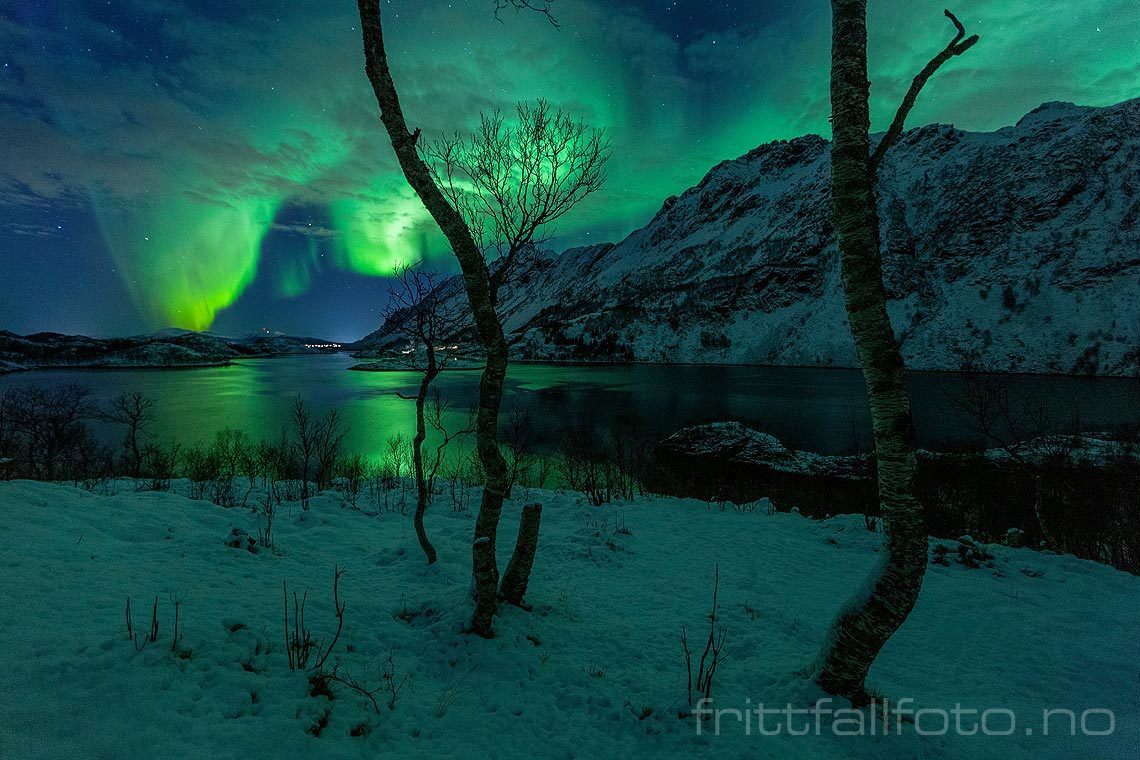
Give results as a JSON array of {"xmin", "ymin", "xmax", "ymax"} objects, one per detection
[{"xmin": 337, "ymin": 454, "xmax": 369, "ymax": 508}]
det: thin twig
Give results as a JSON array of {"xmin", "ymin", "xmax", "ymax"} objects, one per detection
[
  {"xmin": 493, "ymin": 1, "xmax": 559, "ymax": 30},
  {"xmin": 313, "ymin": 566, "xmax": 347, "ymax": 671}
]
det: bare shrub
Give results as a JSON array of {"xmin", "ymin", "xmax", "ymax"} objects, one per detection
[
  {"xmin": 555, "ymin": 419, "xmax": 610, "ymax": 505},
  {"xmin": 284, "ymin": 566, "xmax": 346, "ymax": 672},
  {"xmin": 169, "ymin": 590, "xmax": 189, "ymax": 656},
  {"xmin": 289, "ymin": 397, "xmax": 317, "ymax": 508},
  {"xmin": 0, "ymin": 388, "xmax": 16, "ymax": 476},
  {"xmin": 337, "ymin": 453, "xmax": 369, "ymax": 509},
  {"xmin": 385, "ymin": 433, "xmax": 410, "ymax": 489},
  {"xmin": 256, "ymin": 432, "xmax": 296, "ymax": 507},
  {"xmin": 442, "ymin": 450, "xmax": 481, "ymax": 513},
  {"xmin": 502, "ymin": 401, "xmax": 551, "ymax": 498},
  {"xmin": 502, "ymin": 401, "xmax": 536, "ymax": 493},
  {"xmin": 285, "ymin": 398, "xmax": 346, "ymax": 505},
  {"xmin": 69, "ymin": 430, "xmax": 115, "ymax": 491},
  {"xmin": 142, "ymin": 439, "xmax": 180, "ymax": 492},
  {"xmin": 280, "ymin": 566, "xmax": 407, "ymax": 716},
  {"xmin": 314, "ymin": 409, "xmax": 348, "ymax": 493},
  {"xmin": 2, "ymin": 383, "xmax": 100, "ymax": 480},
  {"xmin": 680, "ymin": 565, "xmax": 727, "ymax": 715},
  {"xmin": 434, "ymin": 665, "xmax": 476, "ymax": 718},
  {"xmin": 379, "ymin": 650, "xmax": 410, "ymax": 710},
  {"xmin": 946, "ymin": 348, "xmax": 1080, "ymax": 548},
  {"xmin": 202, "ymin": 428, "xmax": 254, "ymax": 508},
  {"xmin": 103, "ymin": 391, "xmax": 156, "ymax": 478},
  {"xmin": 126, "ymin": 595, "xmax": 160, "ymax": 651},
  {"xmin": 259, "ymin": 497, "xmax": 276, "ymax": 550},
  {"xmin": 182, "ymin": 443, "xmax": 220, "ymax": 501}
]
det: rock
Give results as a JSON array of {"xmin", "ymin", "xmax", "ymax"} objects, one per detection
[
  {"xmin": 224, "ymin": 527, "xmax": 258, "ymax": 553},
  {"xmin": 656, "ymin": 422, "xmax": 868, "ymax": 479},
  {"xmin": 1004, "ymin": 527, "xmax": 1027, "ymax": 548}
]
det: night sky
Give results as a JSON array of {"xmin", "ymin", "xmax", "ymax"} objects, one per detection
[{"xmin": 1, "ymin": 1, "xmax": 1136, "ymax": 341}]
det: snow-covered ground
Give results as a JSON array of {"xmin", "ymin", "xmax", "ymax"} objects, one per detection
[{"xmin": 1, "ymin": 480, "xmax": 1136, "ymax": 759}]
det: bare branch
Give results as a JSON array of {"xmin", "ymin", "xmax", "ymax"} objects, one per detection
[
  {"xmin": 869, "ymin": 9, "xmax": 978, "ymax": 176},
  {"xmin": 381, "ymin": 261, "xmax": 469, "ymax": 370},
  {"xmin": 494, "ymin": 0, "xmax": 559, "ymax": 28},
  {"xmin": 312, "ymin": 566, "xmax": 347, "ymax": 672},
  {"xmin": 945, "ymin": 8, "xmax": 966, "ymax": 39},
  {"xmin": 420, "ymin": 99, "xmax": 610, "ymax": 302},
  {"xmin": 425, "ymin": 390, "xmax": 476, "ymax": 493}
]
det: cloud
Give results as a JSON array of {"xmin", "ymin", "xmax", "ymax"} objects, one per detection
[
  {"xmin": 3, "ymin": 222, "xmax": 65, "ymax": 238},
  {"xmin": 270, "ymin": 222, "xmax": 341, "ymax": 239}
]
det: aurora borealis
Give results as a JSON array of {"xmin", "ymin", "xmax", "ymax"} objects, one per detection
[{"xmin": 1, "ymin": 0, "xmax": 1138, "ymax": 340}]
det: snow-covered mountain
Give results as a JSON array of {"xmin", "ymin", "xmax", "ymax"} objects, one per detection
[{"xmin": 356, "ymin": 98, "xmax": 1140, "ymax": 376}]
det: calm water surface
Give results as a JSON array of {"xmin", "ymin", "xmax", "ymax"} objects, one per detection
[{"xmin": 2, "ymin": 354, "xmax": 1137, "ymax": 456}]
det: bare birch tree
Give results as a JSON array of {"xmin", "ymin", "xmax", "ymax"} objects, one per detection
[
  {"xmin": 356, "ymin": 0, "xmax": 608, "ymax": 635},
  {"xmin": 385, "ymin": 263, "xmax": 467, "ymax": 564},
  {"xmin": 816, "ymin": 2, "xmax": 978, "ymax": 702}
]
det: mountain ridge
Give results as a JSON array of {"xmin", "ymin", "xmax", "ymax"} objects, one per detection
[{"xmin": 355, "ymin": 97, "xmax": 1140, "ymax": 377}]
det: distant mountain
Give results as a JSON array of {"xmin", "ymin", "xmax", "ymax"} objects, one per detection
[
  {"xmin": 0, "ymin": 329, "xmax": 342, "ymax": 373},
  {"xmin": 354, "ymin": 98, "xmax": 1140, "ymax": 376}
]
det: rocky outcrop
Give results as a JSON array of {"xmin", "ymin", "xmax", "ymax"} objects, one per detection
[{"xmin": 652, "ymin": 422, "xmax": 1140, "ymax": 572}]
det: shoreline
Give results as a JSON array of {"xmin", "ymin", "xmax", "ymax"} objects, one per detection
[
  {"xmin": 345, "ymin": 354, "xmax": 1140, "ymax": 380},
  {"xmin": 4, "ymin": 349, "xmax": 1139, "ymax": 381}
]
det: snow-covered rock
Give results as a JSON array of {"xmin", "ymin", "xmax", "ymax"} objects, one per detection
[
  {"xmin": 356, "ymin": 98, "xmax": 1140, "ymax": 376},
  {"xmin": 657, "ymin": 421, "xmax": 868, "ymax": 479}
]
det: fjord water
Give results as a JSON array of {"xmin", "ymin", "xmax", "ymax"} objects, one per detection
[{"xmin": 3, "ymin": 354, "xmax": 1138, "ymax": 457}]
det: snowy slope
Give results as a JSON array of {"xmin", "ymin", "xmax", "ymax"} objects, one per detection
[
  {"xmin": 357, "ymin": 98, "xmax": 1140, "ymax": 376},
  {"xmin": 1, "ymin": 479, "xmax": 1136, "ymax": 758}
]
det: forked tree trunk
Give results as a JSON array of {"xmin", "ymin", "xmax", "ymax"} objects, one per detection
[
  {"xmin": 412, "ymin": 359, "xmax": 439, "ymax": 565},
  {"xmin": 500, "ymin": 502, "xmax": 542, "ymax": 606},
  {"xmin": 815, "ymin": 0, "xmax": 927, "ymax": 703},
  {"xmin": 357, "ymin": 0, "xmax": 518, "ymax": 636}
]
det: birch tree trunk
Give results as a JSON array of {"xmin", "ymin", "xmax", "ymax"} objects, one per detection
[
  {"xmin": 357, "ymin": 0, "xmax": 511, "ymax": 636},
  {"xmin": 815, "ymin": 0, "xmax": 927, "ymax": 703},
  {"xmin": 500, "ymin": 502, "xmax": 542, "ymax": 606}
]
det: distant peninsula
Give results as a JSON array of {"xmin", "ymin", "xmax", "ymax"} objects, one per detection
[{"xmin": 0, "ymin": 329, "xmax": 342, "ymax": 373}]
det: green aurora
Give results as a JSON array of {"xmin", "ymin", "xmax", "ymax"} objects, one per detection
[{"xmin": 1, "ymin": 0, "xmax": 1138, "ymax": 331}]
